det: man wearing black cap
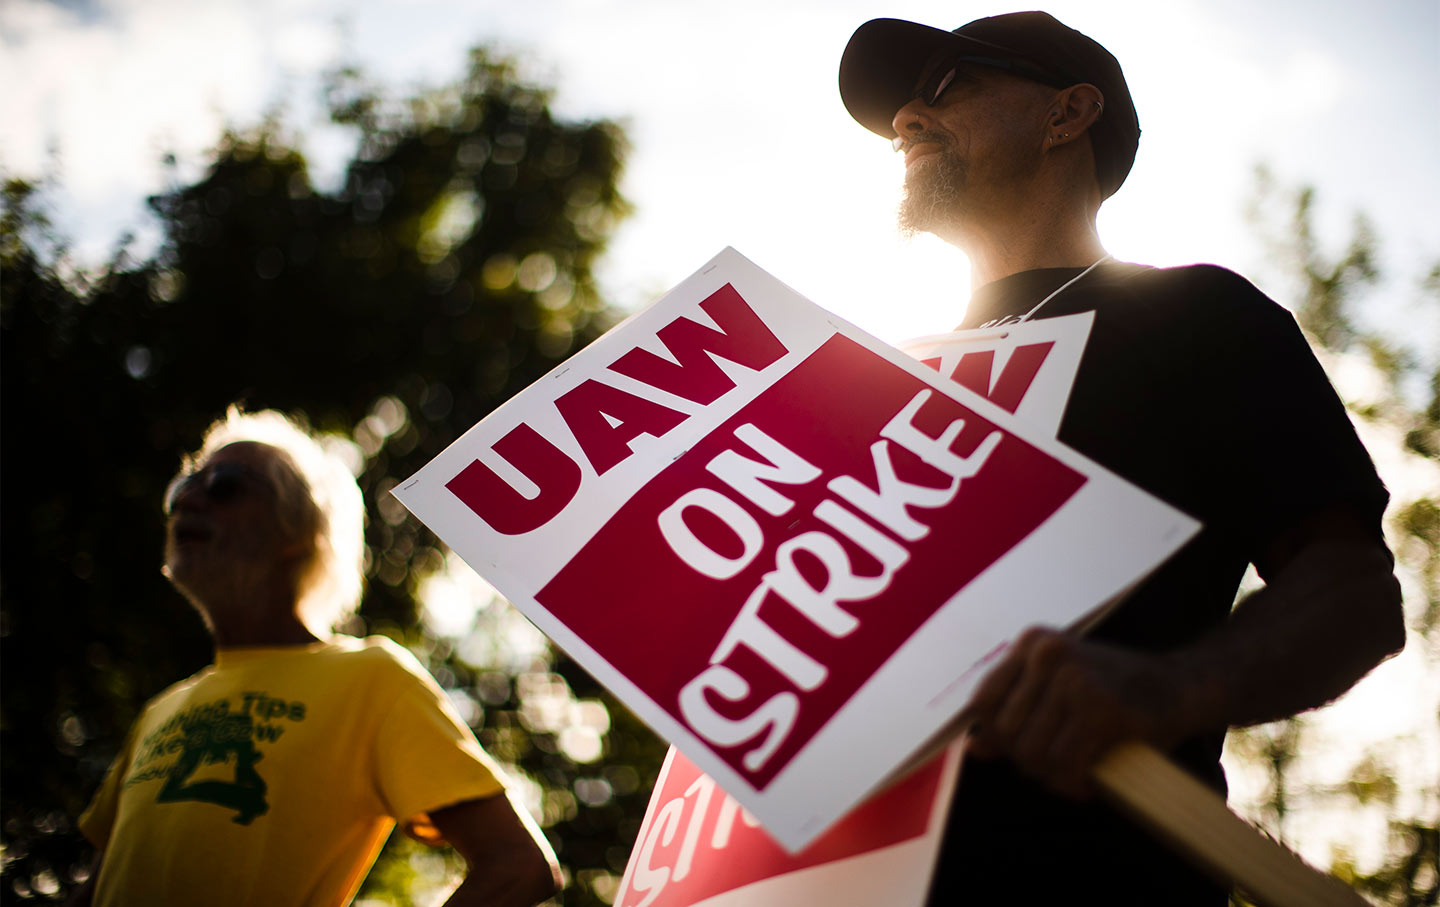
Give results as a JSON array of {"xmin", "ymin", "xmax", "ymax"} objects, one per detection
[{"xmin": 839, "ymin": 13, "xmax": 1403, "ymax": 905}]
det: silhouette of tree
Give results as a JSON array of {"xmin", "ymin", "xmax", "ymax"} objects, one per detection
[
  {"xmin": 1225, "ymin": 168, "xmax": 1440, "ymax": 907},
  {"xmin": 1, "ymin": 48, "xmax": 666, "ymax": 906}
]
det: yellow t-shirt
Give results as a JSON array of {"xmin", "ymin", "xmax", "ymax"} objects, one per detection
[{"xmin": 78, "ymin": 635, "xmax": 506, "ymax": 906}]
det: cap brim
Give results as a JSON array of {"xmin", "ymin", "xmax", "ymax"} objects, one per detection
[{"xmin": 839, "ymin": 18, "xmax": 1008, "ymax": 139}]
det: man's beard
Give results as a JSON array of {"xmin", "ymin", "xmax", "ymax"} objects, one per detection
[{"xmin": 897, "ymin": 135, "xmax": 968, "ymax": 238}]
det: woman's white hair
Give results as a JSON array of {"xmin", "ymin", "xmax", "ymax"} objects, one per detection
[{"xmin": 184, "ymin": 406, "xmax": 366, "ymax": 636}]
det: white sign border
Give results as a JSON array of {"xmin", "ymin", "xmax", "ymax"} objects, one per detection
[{"xmin": 395, "ymin": 247, "xmax": 1201, "ymax": 851}]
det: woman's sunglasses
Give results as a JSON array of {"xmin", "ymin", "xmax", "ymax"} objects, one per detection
[{"xmin": 164, "ymin": 463, "xmax": 266, "ymax": 515}]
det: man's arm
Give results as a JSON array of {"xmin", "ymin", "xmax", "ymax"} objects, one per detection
[
  {"xmin": 962, "ymin": 510, "xmax": 1405, "ymax": 799},
  {"xmin": 430, "ymin": 792, "xmax": 562, "ymax": 907}
]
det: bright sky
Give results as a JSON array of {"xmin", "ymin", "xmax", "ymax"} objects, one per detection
[
  {"xmin": 3, "ymin": 0, "xmax": 1437, "ymax": 346},
  {"xmin": 5, "ymin": 0, "xmax": 1438, "ymax": 872}
]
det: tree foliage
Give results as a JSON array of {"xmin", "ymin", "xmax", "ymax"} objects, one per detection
[
  {"xmin": 1228, "ymin": 169, "xmax": 1440, "ymax": 907},
  {"xmin": 1, "ymin": 48, "xmax": 667, "ymax": 906}
]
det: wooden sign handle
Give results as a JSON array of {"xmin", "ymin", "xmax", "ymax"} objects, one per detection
[{"xmin": 1093, "ymin": 742, "xmax": 1366, "ymax": 907}]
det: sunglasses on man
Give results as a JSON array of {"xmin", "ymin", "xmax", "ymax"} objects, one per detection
[{"xmin": 913, "ymin": 54, "xmax": 1075, "ymax": 108}]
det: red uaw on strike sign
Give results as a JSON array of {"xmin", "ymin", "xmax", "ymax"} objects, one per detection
[
  {"xmin": 605, "ymin": 313, "xmax": 1104, "ymax": 907},
  {"xmin": 394, "ymin": 247, "xmax": 1200, "ymax": 850}
]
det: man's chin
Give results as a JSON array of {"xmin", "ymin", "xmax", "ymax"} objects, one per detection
[
  {"xmin": 897, "ymin": 198, "xmax": 955, "ymax": 239},
  {"xmin": 898, "ymin": 174, "xmax": 966, "ymax": 238}
]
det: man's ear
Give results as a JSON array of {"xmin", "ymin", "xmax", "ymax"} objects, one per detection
[{"xmin": 1046, "ymin": 83, "xmax": 1105, "ymax": 148}]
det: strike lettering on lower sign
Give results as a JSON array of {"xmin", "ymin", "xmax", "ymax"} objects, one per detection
[{"xmin": 626, "ymin": 771, "xmax": 762, "ymax": 907}]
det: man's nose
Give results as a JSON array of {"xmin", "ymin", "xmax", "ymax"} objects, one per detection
[{"xmin": 891, "ymin": 98, "xmax": 932, "ymax": 139}]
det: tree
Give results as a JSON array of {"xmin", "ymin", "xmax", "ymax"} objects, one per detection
[
  {"xmin": 1224, "ymin": 168, "xmax": 1440, "ymax": 906},
  {"xmin": 1, "ymin": 48, "xmax": 667, "ymax": 906}
]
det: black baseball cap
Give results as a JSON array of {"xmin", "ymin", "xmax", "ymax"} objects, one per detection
[{"xmin": 838, "ymin": 12, "xmax": 1140, "ymax": 198}]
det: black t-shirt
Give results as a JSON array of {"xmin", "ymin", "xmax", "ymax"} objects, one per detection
[{"xmin": 926, "ymin": 262, "xmax": 1388, "ymax": 905}]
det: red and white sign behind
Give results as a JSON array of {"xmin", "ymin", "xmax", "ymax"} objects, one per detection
[
  {"xmin": 394, "ymin": 248, "xmax": 1198, "ymax": 849},
  {"xmin": 613, "ymin": 743, "xmax": 961, "ymax": 907},
  {"xmin": 899, "ymin": 311, "xmax": 1094, "ymax": 438}
]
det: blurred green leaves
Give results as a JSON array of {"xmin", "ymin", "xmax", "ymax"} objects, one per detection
[
  {"xmin": 2, "ymin": 46, "xmax": 660, "ymax": 907},
  {"xmin": 1229, "ymin": 170, "xmax": 1440, "ymax": 906}
]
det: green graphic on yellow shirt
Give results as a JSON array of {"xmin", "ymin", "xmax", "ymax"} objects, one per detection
[{"xmin": 155, "ymin": 710, "xmax": 269, "ymax": 825}]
